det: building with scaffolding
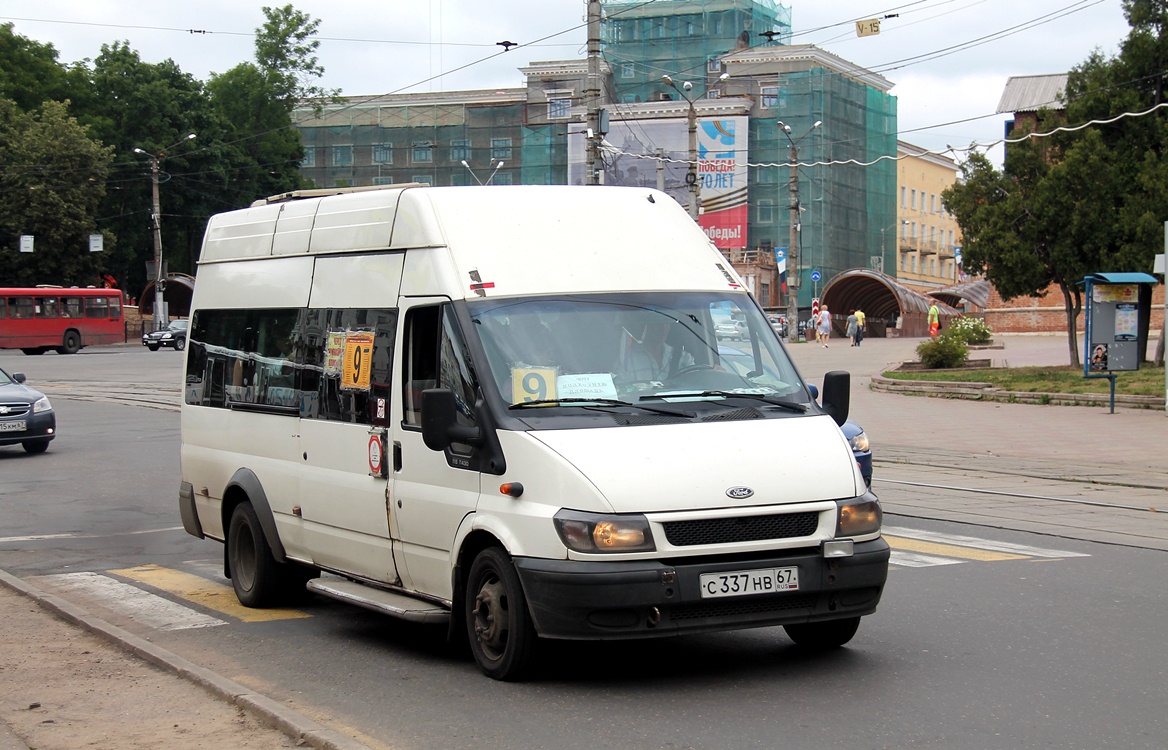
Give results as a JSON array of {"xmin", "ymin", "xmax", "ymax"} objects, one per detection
[{"xmin": 293, "ymin": 0, "xmax": 898, "ymax": 318}]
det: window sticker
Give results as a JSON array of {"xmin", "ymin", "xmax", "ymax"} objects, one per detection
[
  {"xmin": 325, "ymin": 331, "xmax": 346, "ymax": 376},
  {"xmin": 557, "ymin": 373, "xmax": 619, "ymax": 400},
  {"xmin": 342, "ymin": 332, "xmax": 375, "ymax": 390},
  {"xmin": 511, "ymin": 366, "xmax": 557, "ymax": 403}
]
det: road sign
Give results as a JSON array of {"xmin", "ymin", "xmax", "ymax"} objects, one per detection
[{"xmin": 811, "ymin": 270, "xmax": 821, "ymax": 282}]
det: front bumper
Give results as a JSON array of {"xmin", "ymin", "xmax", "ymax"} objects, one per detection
[
  {"xmin": 0, "ymin": 411, "xmax": 56, "ymax": 446},
  {"xmin": 514, "ymin": 538, "xmax": 889, "ymax": 640}
]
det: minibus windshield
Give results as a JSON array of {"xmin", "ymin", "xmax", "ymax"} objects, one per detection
[{"xmin": 468, "ymin": 292, "xmax": 810, "ymax": 409}]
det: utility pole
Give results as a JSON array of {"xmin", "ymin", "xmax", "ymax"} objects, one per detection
[
  {"xmin": 585, "ymin": 0, "xmax": 602, "ymax": 184},
  {"xmin": 776, "ymin": 120, "xmax": 821, "ymax": 340},
  {"xmin": 133, "ymin": 133, "xmax": 195, "ymax": 331}
]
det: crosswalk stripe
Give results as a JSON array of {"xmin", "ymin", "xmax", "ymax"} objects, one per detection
[
  {"xmin": 885, "ymin": 536, "xmax": 1028, "ymax": 562},
  {"xmin": 35, "ymin": 572, "xmax": 226, "ymax": 631},
  {"xmin": 111, "ymin": 564, "xmax": 311, "ymax": 622},
  {"xmin": 884, "ymin": 526, "xmax": 1090, "ymax": 558},
  {"xmin": 889, "ymin": 550, "xmax": 966, "ymax": 568}
]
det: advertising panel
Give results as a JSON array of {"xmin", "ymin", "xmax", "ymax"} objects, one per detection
[{"xmin": 569, "ymin": 115, "xmax": 749, "ymax": 249}]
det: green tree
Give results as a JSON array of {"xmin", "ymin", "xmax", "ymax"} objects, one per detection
[
  {"xmin": 0, "ymin": 23, "xmax": 73, "ymax": 112},
  {"xmin": 944, "ymin": 1, "xmax": 1168, "ymax": 367},
  {"xmin": 0, "ymin": 99, "xmax": 114, "ymax": 286}
]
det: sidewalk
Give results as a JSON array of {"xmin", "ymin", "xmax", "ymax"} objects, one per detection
[{"xmin": 2, "ymin": 333, "xmax": 1165, "ymax": 750}]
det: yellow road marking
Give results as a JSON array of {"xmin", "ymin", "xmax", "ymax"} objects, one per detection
[
  {"xmin": 111, "ymin": 564, "xmax": 311, "ymax": 622},
  {"xmin": 884, "ymin": 536, "xmax": 1028, "ymax": 562}
]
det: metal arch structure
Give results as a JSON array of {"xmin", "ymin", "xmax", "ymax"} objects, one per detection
[
  {"xmin": 929, "ymin": 279, "xmax": 991, "ymax": 312},
  {"xmin": 138, "ymin": 273, "xmax": 196, "ymax": 319},
  {"xmin": 819, "ymin": 268, "xmax": 961, "ymax": 338}
]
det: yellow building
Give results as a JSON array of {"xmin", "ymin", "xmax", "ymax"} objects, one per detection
[{"xmin": 895, "ymin": 141, "xmax": 963, "ymax": 293}]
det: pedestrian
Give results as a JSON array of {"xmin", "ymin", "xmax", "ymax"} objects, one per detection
[
  {"xmin": 816, "ymin": 304, "xmax": 832, "ymax": 347},
  {"xmin": 854, "ymin": 308, "xmax": 865, "ymax": 346},
  {"xmin": 928, "ymin": 301, "xmax": 940, "ymax": 338},
  {"xmin": 846, "ymin": 310, "xmax": 858, "ymax": 346}
]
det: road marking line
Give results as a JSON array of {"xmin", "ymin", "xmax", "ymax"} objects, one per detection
[
  {"xmin": 35, "ymin": 572, "xmax": 226, "ymax": 631},
  {"xmin": 112, "ymin": 564, "xmax": 311, "ymax": 622},
  {"xmin": 884, "ymin": 536, "xmax": 1027, "ymax": 562},
  {"xmin": 890, "ymin": 550, "xmax": 966, "ymax": 568},
  {"xmin": 884, "ymin": 526, "xmax": 1089, "ymax": 558},
  {"xmin": 0, "ymin": 527, "xmax": 185, "ymax": 543}
]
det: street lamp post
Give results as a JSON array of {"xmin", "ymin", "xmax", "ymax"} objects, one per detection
[
  {"xmin": 133, "ymin": 133, "xmax": 196, "ymax": 331},
  {"xmin": 776, "ymin": 119, "xmax": 821, "ymax": 341},
  {"xmin": 663, "ymin": 73, "xmax": 728, "ymax": 221},
  {"xmin": 461, "ymin": 159, "xmax": 505, "ymax": 185}
]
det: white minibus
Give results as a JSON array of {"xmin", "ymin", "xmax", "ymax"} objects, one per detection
[{"xmin": 179, "ymin": 185, "xmax": 889, "ymax": 680}]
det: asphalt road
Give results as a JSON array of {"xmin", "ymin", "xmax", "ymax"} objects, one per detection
[{"xmin": 2, "ymin": 342, "xmax": 1166, "ymax": 750}]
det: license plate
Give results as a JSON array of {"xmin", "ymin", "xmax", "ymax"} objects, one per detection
[
  {"xmin": 699, "ymin": 566, "xmax": 799, "ymax": 599},
  {"xmin": 0, "ymin": 420, "xmax": 26, "ymax": 432}
]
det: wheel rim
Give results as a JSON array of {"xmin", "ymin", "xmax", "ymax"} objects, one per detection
[{"xmin": 472, "ymin": 574, "xmax": 510, "ymax": 662}]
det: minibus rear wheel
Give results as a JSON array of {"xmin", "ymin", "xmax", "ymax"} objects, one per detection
[
  {"xmin": 228, "ymin": 501, "xmax": 283, "ymax": 607},
  {"xmin": 465, "ymin": 546, "xmax": 537, "ymax": 681}
]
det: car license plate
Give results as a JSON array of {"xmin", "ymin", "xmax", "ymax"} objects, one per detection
[
  {"xmin": 0, "ymin": 420, "xmax": 26, "ymax": 432},
  {"xmin": 699, "ymin": 566, "xmax": 799, "ymax": 599}
]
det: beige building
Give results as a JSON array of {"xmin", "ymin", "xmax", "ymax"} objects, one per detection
[{"xmin": 895, "ymin": 141, "xmax": 963, "ymax": 294}]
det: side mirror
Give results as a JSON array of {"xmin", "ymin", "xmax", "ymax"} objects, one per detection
[
  {"xmin": 13, "ymin": 373, "xmax": 27, "ymax": 384},
  {"xmin": 421, "ymin": 388, "xmax": 482, "ymax": 451},
  {"xmin": 820, "ymin": 370, "xmax": 850, "ymax": 426}
]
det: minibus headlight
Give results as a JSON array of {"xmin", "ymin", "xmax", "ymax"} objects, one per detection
[
  {"xmin": 554, "ymin": 510, "xmax": 655, "ymax": 553},
  {"xmin": 836, "ymin": 497, "xmax": 882, "ymax": 537},
  {"xmin": 33, "ymin": 396, "xmax": 52, "ymax": 414}
]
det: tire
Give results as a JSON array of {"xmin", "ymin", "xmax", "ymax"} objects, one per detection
[
  {"xmin": 59, "ymin": 330, "xmax": 81, "ymax": 355},
  {"xmin": 227, "ymin": 502, "xmax": 284, "ymax": 607},
  {"xmin": 22, "ymin": 440, "xmax": 49, "ymax": 454},
  {"xmin": 147, "ymin": 345, "xmax": 160, "ymax": 351},
  {"xmin": 784, "ymin": 616, "xmax": 861, "ymax": 650},
  {"xmin": 465, "ymin": 546, "xmax": 537, "ymax": 681},
  {"xmin": 174, "ymin": 337, "xmax": 186, "ymax": 351}
]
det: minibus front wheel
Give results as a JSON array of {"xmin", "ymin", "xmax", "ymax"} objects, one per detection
[
  {"xmin": 465, "ymin": 546, "xmax": 537, "ymax": 681},
  {"xmin": 228, "ymin": 501, "xmax": 284, "ymax": 607}
]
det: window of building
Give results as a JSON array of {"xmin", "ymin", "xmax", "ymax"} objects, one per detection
[
  {"xmin": 490, "ymin": 172, "xmax": 512, "ymax": 186},
  {"xmin": 301, "ymin": 147, "xmax": 316, "ymax": 168},
  {"xmin": 911, "ymin": 256, "xmax": 918, "ymax": 273},
  {"xmin": 929, "ymin": 258, "xmax": 936, "ymax": 275},
  {"xmin": 900, "ymin": 254, "xmax": 907, "ymax": 272},
  {"xmin": 548, "ymin": 97, "xmax": 571, "ymax": 120},
  {"xmin": 412, "ymin": 143, "xmax": 433, "ymax": 163},
  {"xmin": 412, "ymin": 174, "xmax": 434, "ymax": 185},
  {"xmin": 621, "ymin": 63, "xmax": 635, "ymax": 78},
  {"xmin": 910, "ymin": 222, "xmax": 917, "ymax": 238},
  {"xmin": 757, "ymin": 199, "xmax": 774, "ymax": 224},
  {"xmin": 490, "ymin": 138, "xmax": 512, "ymax": 160},
  {"xmin": 900, "ymin": 186, "xmax": 906, "ymax": 208},
  {"xmin": 332, "ymin": 145, "xmax": 353, "ymax": 167},
  {"xmin": 911, "ymin": 189, "xmax": 917, "ymax": 210},
  {"xmin": 760, "ymin": 86, "xmax": 779, "ymax": 109},
  {"xmin": 930, "ymin": 194, "xmax": 936, "ymax": 213},
  {"xmin": 372, "ymin": 176, "xmax": 394, "ymax": 186},
  {"xmin": 707, "ymin": 58, "xmax": 721, "ymax": 73},
  {"xmin": 450, "ymin": 139, "xmax": 470, "ymax": 162},
  {"xmin": 372, "ymin": 143, "xmax": 392, "ymax": 164}
]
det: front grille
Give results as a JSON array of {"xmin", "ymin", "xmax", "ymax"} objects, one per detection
[
  {"xmin": 662, "ymin": 511, "xmax": 819, "ymax": 546},
  {"xmin": 0, "ymin": 402, "xmax": 32, "ymax": 417},
  {"xmin": 670, "ymin": 593, "xmax": 816, "ymax": 621}
]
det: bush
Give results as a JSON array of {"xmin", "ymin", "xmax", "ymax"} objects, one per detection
[
  {"xmin": 945, "ymin": 315, "xmax": 993, "ymax": 345},
  {"xmin": 916, "ymin": 334, "xmax": 969, "ymax": 369}
]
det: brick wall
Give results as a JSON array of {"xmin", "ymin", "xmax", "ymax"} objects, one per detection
[{"xmin": 986, "ymin": 283, "xmax": 1165, "ymax": 333}]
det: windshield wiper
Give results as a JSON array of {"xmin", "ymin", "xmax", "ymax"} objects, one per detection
[
  {"xmin": 509, "ymin": 398, "xmax": 694, "ymax": 418},
  {"xmin": 639, "ymin": 391, "xmax": 809, "ymax": 413}
]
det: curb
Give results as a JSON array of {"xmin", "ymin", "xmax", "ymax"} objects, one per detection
[
  {"xmin": 870, "ymin": 373, "xmax": 1166, "ymax": 409},
  {"xmin": 0, "ymin": 568, "xmax": 371, "ymax": 750}
]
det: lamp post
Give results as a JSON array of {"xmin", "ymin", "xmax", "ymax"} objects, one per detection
[
  {"xmin": 133, "ymin": 133, "xmax": 196, "ymax": 331},
  {"xmin": 880, "ymin": 219, "xmax": 909, "ymax": 273},
  {"xmin": 776, "ymin": 119, "xmax": 821, "ymax": 340},
  {"xmin": 460, "ymin": 159, "xmax": 505, "ymax": 185},
  {"xmin": 663, "ymin": 73, "xmax": 728, "ymax": 221}
]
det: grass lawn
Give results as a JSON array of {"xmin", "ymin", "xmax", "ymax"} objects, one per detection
[{"xmin": 881, "ymin": 364, "xmax": 1166, "ymax": 396}]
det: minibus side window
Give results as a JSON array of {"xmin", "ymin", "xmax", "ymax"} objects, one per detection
[
  {"xmin": 85, "ymin": 296, "xmax": 109, "ymax": 318},
  {"xmin": 62, "ymin": 298, "xmax": 83, "ymax": 318},
  {"xmin": 403, "ymin": 305, "xmax": 478, "ymax": 453},
  {"xmin": 35, "ymin": 297, "xmax": 58, "ymax": 318}
]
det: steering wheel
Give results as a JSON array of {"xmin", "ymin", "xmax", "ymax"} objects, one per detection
[{"xmin": 672, "ymin": 364, "xmax": 716, "ymax": 377}]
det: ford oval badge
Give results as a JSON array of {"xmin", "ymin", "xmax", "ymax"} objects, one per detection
[{"xmin": 726, "ymin": 486, "xmax": 754, "ymax": 499}]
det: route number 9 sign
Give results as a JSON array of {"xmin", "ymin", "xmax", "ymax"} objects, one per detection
[
  {"xmin": 342, "ymin": 333, "xmax": 375, "ymax": 390},
  {"xmin": 511, "ymin": 367, "xmax": 557, "ymax": 403}
]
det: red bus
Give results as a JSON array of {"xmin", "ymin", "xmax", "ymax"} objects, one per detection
[{"xmin": 0, "ymin": 287, "xmax": 126, "ymax": 355}]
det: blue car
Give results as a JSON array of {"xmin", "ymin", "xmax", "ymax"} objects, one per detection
[{"xmin": 717, "ymin": 345, "xmax": 872, "ymax": 487}]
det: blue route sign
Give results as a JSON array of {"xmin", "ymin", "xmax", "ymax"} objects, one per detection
[{"xmin": 810, "ymin": 270, "xmax": 821, "ymax": 282}]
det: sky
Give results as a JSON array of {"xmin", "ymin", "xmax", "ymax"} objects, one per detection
[{"xmin": 1, "ymin": 0, "xmax": 1134, "ymax": 165}]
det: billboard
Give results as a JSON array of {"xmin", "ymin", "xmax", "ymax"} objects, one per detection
[{"xmin": 569, "ymin": 115, "xmax": 749, "ymax": 250}]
